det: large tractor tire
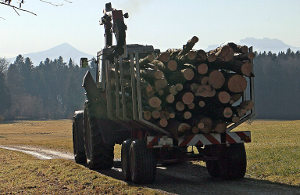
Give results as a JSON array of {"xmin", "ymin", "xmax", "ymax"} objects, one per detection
[
  {"xmin": 72, "ymin": 111, "xmax": 86, "ymax": 164},
  {"xmin": 206, "ymin": 143, "xmax": 247, "ymax": 179},
  {"xmin": 83, "ymin": 109, "xmax": 114, "ymax": 170},
  {"xmin": 129, "ymin": 140, "xmax": 156, "ymax": 184},
  {"xmin": 121, "ymin": 139, "xmax": 132, "ymax": 181}
]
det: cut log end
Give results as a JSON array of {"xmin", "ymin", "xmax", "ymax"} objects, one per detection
[
  {"xmin": 197, "ymin": 63, "xmax": 208, "ymax": 75},
  {"xmin": 169, "ymin": 113, "xmax": 176, "ymax": 119},
  {"xmin": 169, "ymin": 86, "xmax": 178, "ymax": 95},
  {"xmin": 167, "ymin": 60, "xmax": 178, "ymax": 71},
  {"xmin": 208, "ymin": 70, "xmax": 225, "ymax": 89},
  {"xmin": 182, "ymin": 92, "xmax": 195, "ymax": 105},
  {"xmin": 218, "ymin": 91, "xmax": 231, "ymax": 104},
  {"xmin": 228, "ymin": 75, "xmax": 247, "ymax": 93},
  {"xmin": 241, "ymin": 61, "xmax": 253, "ymax": 77},
  {"xmin": 159, "ymin": 118, "xmax": 168, "ymax": 128},
  {"xmin": 154, "ymin": 70, "xmax": 164, "ymax": 80},
  {"xmin": 198, "ymin": 100, "xmax": 206, "ymax": 108},
  {"xmin": 143, "ymin": 111, "xmax": 152, "ymax": 121},
  {"xmin": 166, "ymin": 94, "xmax": 175, "ymax": 104},
  {"xmin": 158, "ymin": 52, "xmax": 170, "ymax": 63},
  {"xmin": 187, "ymin": 51, "xmax": 197, "ymax": 60},
  {"xmin": 155, "ymin": 79, "xmax": 168, "ymax": 90},
  {"xmin": 183, "ymin": 111, "xmax": 192, "ymax": 120},
  {"xmin": 175, "ymin": 83, "xmax": 184, "ymax": 92},
  {"xmin": 148, "ymin": 97, "xmax": 162, "ymax": 108},
  {"xmin": 176, "ymin": 101, "xmax": 185, "ymax": 112},
  {"xmin": 223, "ymin": 107, "xmax": 233, "ymax": 118},
  {"xmin": 197, "ymin": 122, "xmax": 205, "ymax": 129},
  {"xmin": 182, "ymin": 68, "xmax": 195, "ymax": 81},
  {"xmin": 191, "ymin": 36, "xmax": 199, "ymax": 44},
  {"xmin": 196, "ymin": 50, "xmax": 207, "ymax": 62},
  {"xmin": 195, "ymin": 85, "xmax": 216, "ymax": 98},
  {"xmin": 151, "ymin": 110, "xmax": 160, "ymax": 119}
]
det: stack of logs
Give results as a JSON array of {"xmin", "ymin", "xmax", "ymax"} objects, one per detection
[{"xmin": 138, "ymin": 36, "xmax": 254, "ymax": 138}]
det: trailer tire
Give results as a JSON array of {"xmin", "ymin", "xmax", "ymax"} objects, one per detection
[
  {"xmin": 121, "ymin": 139, "xmax": 132, "ymax": 181},
  {"xmin": 205, "ymin": 143, "xmax": 246, "ymax": 179},
  {"xmin": 220, "ymin": 143, "xmax": 247, "ymax": 179},
  {"xmin": 206, "ymin": 160, "xmax": 221, "ymax": 177},
  {"xmin": 130, "ymin": 140, "xmax": 156, "ymax": 184},
  {"xmin": 83, "ymin": 109, "xmax": 114, "ymax": 170},
  {"xmin": 72, "ymin": 111, "xmax": 86, "ymax": 164}
]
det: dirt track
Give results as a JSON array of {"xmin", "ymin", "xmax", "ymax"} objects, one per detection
[{"xmin": 0, "ymin": 145, "xmax": 299, "ymax": 195}]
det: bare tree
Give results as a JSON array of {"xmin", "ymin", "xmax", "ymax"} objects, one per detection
[{"xmin": 0, "ymin": 0, "xmax": 72, "ymax": 16}]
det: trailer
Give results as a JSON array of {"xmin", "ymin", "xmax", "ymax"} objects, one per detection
[{"xmin": 72, "ymin": 3, "xmax": 254, "ymax": 184}]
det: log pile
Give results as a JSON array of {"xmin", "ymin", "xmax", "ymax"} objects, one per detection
[{"xmin": 128, "ymin": 36, "xmax": 254, "ymax": 138}]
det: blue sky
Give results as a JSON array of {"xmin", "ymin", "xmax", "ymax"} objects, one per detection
[{"xmin": 0, "ymin": 0, "xmax": 300, "ymax": 57}]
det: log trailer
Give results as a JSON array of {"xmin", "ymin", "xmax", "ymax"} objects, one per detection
[{"xmin": 72, "ymin": 3, "xmax": 254, "ymax": 184}]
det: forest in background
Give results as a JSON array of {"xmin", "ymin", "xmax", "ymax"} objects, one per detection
[{"xmin": 0, "ymin": 49, "xmax": 300, "ymax": 120}]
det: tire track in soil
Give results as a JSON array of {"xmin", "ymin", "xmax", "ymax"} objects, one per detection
[{"xmin": 1, "ymin": 145, "xmax": 299, "ymax": 195}]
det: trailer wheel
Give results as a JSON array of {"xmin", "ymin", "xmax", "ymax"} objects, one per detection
[
  {"xmin": 205, "ymin": 143, "xmax": 246, "ymax": 179},
  {"xmin": 206, "ymin": 159, "xmax": 221, "ymax": 177},
  {"xmin": 83, "ymin": 109, "xmax": 114, "ymax": 170},
  {"xmin": 130, "ymin": 140, "xmax": 156, "ymax": 184},
  {"xmin": 72, "ymin": 111, "xmax": 86, "ymax": 164},
  {"xmin": 121, "ymin": 139, "xmax": 132, "ymax": 181},
  {"xmin": 220, "ymin": 143, "xmax": 247, "ymax": 179}
]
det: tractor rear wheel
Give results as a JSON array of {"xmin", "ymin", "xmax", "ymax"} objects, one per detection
[
  {"xmin": 205, "ymin": 143, "xmax": 246, "ymax": 179},
  {"xmin": 83, "ymin": 109, "xmax": 114, "ymax": 170},
  {"xmin": 129, "ymin": 140, "xmax": 156, "ymax": 184},
  {"xmin": 72, "ymin": 111, "xmax": 86, "ymax": 164},
  {"xmin": 121, "ymin": 139, "xmax": 132, "ymax": 181}
]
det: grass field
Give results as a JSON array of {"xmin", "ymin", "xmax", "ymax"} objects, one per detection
[
  {"xmin": 0, "ymin": 149, "xmax": 160, "ymax": 194},
  {"xmin": 0, "ymin": 120, "xmax": 299, "ymax": 193}
]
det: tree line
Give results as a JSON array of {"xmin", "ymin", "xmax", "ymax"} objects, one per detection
[
  {"xmin": 0, "ymin": 55, "xmax": 96, "ymax": 120},
  {"xmin": 254, "ymin": 49, "xmax": 300, "ymax": 119},
  {"xmin": 0, "ymin": 49, "xmax": 300, "ymax": 121}
]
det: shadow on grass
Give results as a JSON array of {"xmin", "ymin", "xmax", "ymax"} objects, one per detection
[{"xmin": 97, "ymin": 160, "xmax": 300, "ymax": 194}]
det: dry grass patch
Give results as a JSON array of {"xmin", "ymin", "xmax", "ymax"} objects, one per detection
[
  {"xmin": 0, "ymin": 149, "xmax": 163, "ymax": 194},
  {"xmin": 0, "ymin": 120, "xmax": 73, "ymax": 152},
  {"xmin": 1, "ymin": 120, "xmax": 300, "ymax": 187}
]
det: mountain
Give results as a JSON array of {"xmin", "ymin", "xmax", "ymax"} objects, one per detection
[
  {"xmin": 206, "ymin": 38, "xmax": 300, "ymax": 53},
  {"xmin": 239, "ymin": 37, "xmax": 300, "ymax": 53},
  {"xmin": 9, "ymin": 43, "xmax": 94, "ymax": 66}
]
